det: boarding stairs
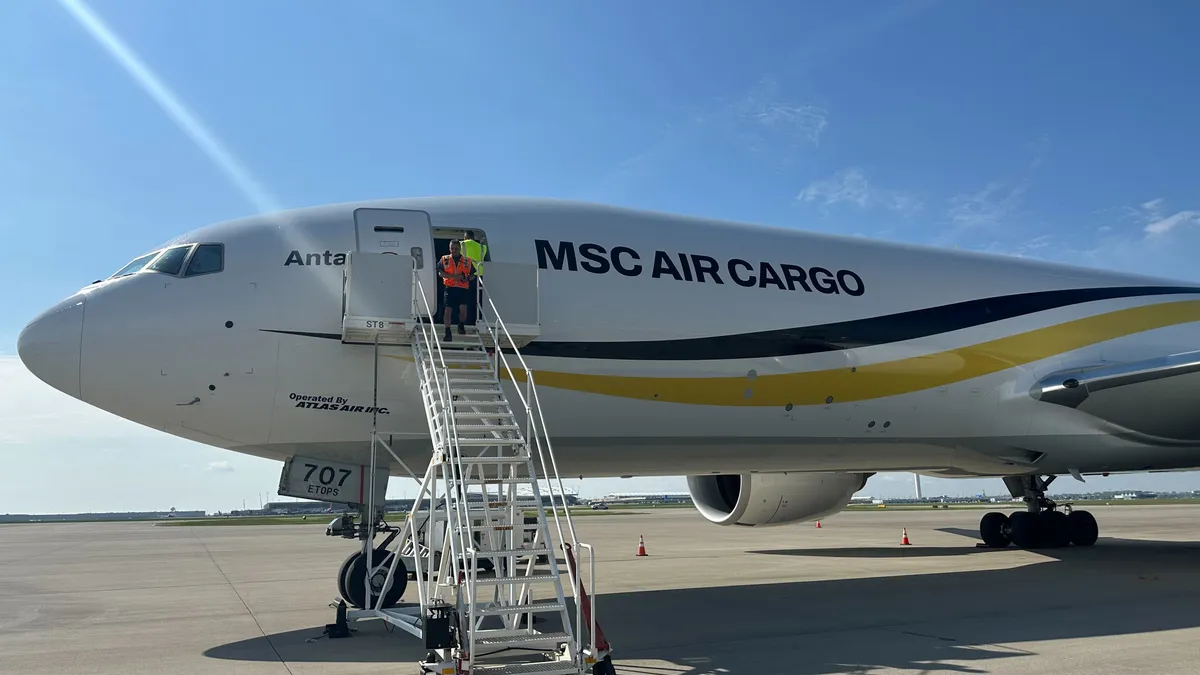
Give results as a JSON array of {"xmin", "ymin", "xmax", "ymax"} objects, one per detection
[{"xmin": 338, "ymin": 252, "xmax": 611, "ymax": 675}]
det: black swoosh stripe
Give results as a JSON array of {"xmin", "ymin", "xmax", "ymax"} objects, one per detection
[
  {"xmin": 261, "ymin": 329, "xmax": 343, "ymax": 340},
  {"xmin": 261, "ymin": 286, "xmax": 1200, "ymax": 361},
  {"xmin": 521, "ymin": 286, "xmax": 1200, "ymax": 360}
]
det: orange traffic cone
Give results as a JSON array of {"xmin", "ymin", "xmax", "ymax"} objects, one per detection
[
  {"xmin": 815, "ymin": 520, "xmax": 822, "ymax": 528},
  {"xmin": 636, "ymin": 535, "xmax": 648, "ymax": 556},
  {"xmin": 901, "ymin": 527, "xmax": 911, "ymax": 545}
]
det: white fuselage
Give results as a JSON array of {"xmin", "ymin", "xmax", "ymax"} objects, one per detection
[{"xmin": 18, "ymin": 197, "xmax": 1200, "ymax": 481}]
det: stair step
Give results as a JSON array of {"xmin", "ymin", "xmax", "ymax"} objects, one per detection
[
  {"xmin": 449, "ymin": 424, "xmax": 521, "ymax": 432},
  {"xmin": 451, "ymin": 432, "xmax": 523, "ymax": 444},
  {"xmin": 454, "ymin": 412, "xmax": 517, "ymax": 420},
  {"xmin": 451, "ymin": 501, "xmax": 541, "ymax": 514},
  {"xmin": 451, "ymin": 473, "xmax": 528, "ymax": 482},
  {"xmin": 451, "ymin": 388, "xmax": 504, "ymax": 395},
  {"xmin": 461, "ymin": 507, "xmax": 544, "ymax": 518},
  {"xmin": 429, "ymin": 338, "xmax": 484, "ymax": 347},
  {"xmin": 471, "ymin": 543, "xmax": 549, "ymax": 552},
  {"xmin": 453, "ymin": 473, "xmax": 540, "ymax": 482},
  {"xmin": 474, "ymin": 600, "xmax": 566, "ymax": 616},
  {"xmin": 469, "ymin": 661, "xmax": 581, "ymax": 675},
  {"xmin": 424, "ymin": 368, "xmax": 494, "ymax": 378},
  {"xmin": 450, "ymin": 400, "xmax": 510, "ymax": 408},
  {"xmin": 477, "ymin": 501, "xmax": 543, "ymax": 509},
  {"xmin": 435, "ymin": 353, "xmax": 492, "ymax": 362},
  {"xmin": 422, "ymin": 369, "xmax": 494, "ymax": 378},
  {"xmin": 468, "ymin": 521, "xmax": 542, "ymax": 532},
  {"xmin": 434, "ymin": 402, "xmax": 513, "ymax": 412},
  {"xmin": 451, "ymin": 449, "xmax": 525, "ymax": 458},
  {"xmin": 474, "ymin": 631, "xmax": 573, "ymax": 647},
  {"xmin": 474, "ymin": 573, "xmax": 560, "ymax": 585},
  {"xmin": 429, "ymin": 344, "xmax": 485, "ymax": 353}
]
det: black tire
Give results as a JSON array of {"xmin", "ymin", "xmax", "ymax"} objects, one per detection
[
  {"xmin": 342, "ymin": 549, "xmax": 407, "ymax": 609},
  {"xmin": 1067, "ymin": 509, "xmax": 1099, "ymax": 547},
  {"xmin": 979, "ymin": 511, "xmax": 1010, "ymax": 548},
  {"xmin": 1038, "ymin": 510, "xmax": 1071, "ymax": 548},
  {"xmin": 336, "ymin": 551, "xmax": 357, "ymax": 603},
  {"xmin": 1008, "ymin": 511, "xmax": 1040, "ymax": 549}
]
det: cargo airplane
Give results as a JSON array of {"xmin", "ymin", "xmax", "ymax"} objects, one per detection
[{"xmin": 18, "ymin": 196, "xmax": 1200, "ymax": 588}]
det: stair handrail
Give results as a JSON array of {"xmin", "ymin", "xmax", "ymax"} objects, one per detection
[
  {"xmin": 409, "ymin": 264, "xmax": 476, "ymax": 612},
  {"xmin": 474, "ymin": 277, "xmax": 582, "ymax": 566}
]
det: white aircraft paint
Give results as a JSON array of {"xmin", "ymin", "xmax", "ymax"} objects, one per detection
[{"xmin": 18, "ymin": 196, "xmax": 1200, "ymax": 505}]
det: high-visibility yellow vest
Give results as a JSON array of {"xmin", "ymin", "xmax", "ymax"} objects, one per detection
[{"xmin": 461, "ymin": 239, "xmax": 487, "ymax": 275}]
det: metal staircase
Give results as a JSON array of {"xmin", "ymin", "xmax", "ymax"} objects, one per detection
[{"xmin": 338, "ymin": 251, "xmax": 611, "ymax": 675}]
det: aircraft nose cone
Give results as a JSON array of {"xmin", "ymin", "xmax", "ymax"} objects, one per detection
[{"xmin": 17, "ymin": 295, "xmax": 85, "ymax": 399}]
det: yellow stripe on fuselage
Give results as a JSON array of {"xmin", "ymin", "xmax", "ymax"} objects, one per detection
[{"xmin": 386, "ymin": 299, "xmax": 1200, "ymax": 407}]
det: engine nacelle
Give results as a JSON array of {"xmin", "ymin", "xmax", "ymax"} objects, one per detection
[{"xmin": 686, "ymin": 472, "xmax": 871, "ymax": 527}]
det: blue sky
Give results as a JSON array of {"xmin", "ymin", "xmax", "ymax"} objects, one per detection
[{"xmin": 4, "ymin": 0, "xmax": 1200, "ymax": 513}]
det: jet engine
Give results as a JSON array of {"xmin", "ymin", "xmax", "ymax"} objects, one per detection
[{"xmin": 686, "ymin": 471, "xmax": 871, "ymax": 526}]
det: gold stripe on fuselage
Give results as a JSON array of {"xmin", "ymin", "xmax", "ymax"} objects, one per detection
[{"xmin": 385, "ymin": 299, "xmax": 1200, "ymax": 407}]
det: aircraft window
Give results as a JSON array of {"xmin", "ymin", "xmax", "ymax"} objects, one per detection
[
  {"xmin": 147, "ymin": 245, "xmax": 192, "ymax": 276},
  {"xmin": 109, "ymin": 251, "xmax": 160, "ymax": 279},
  {"xmin": 185, "ymin": 244, "xmax": 224, "ymax": 277}
]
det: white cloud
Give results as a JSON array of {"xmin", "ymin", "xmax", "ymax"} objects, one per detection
[
  {"xmin": 947, "ymin": 179, "xmax": 1028, "ymax": 231},
  {"xmin": 1145, "ymin": 210, "xmax": 1200, "ymax": 236},
  {"xmin": 938, "ymin": 142, "xmax": 1048, "ymax": 246},
  {"xmin": 1113, "ymin": 197, "xmax": 1200, "ymax": 238},
  {"xmin": 732, "ymin": 76, "xmax": 829, "ymax": 148},
  {"xmin": 207, "ymin": 461, "xmax": 235, "ymax": 473},
  {"xmin": 1023, "ymin": 233, "xmax": 1053, "ymax": 250},
  {"xmin": 797, "ymin": 167, "xmax": 921, "ymax": 215},
  {"xmin": 578, "ymin": 75, "xmax": 831, "ymax": 200}
]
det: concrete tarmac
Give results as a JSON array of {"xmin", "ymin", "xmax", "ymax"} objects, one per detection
[{"xmin": 2, "ymin": 504, "xmax": 1199, "ymax": 674}]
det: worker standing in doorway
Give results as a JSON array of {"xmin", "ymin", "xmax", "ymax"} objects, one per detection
[
  {"xmin": 460, "ymin": 231, "xmax": 488, "ymax": 324},
  {"xmin": 438, "ymin": 240, "xmax": 475, "ymax": 341}
]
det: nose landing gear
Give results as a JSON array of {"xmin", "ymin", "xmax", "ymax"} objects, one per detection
[{"xmin": 978, "ymin": 475, "xmax": 1099, "ymax": 549}]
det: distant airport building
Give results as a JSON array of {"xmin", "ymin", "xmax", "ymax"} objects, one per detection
[
  {"xmin": 0, "ymin": 510, "xmax": 206, "ymax": 523},
  {"xmin": 595, "ymin": 492, "xmax": 693, "ymax": 505}
]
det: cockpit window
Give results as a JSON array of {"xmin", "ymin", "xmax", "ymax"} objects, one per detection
[
  {"xmin": 109, "ymin": 252, "xmax": 160, "ymax": 279},
  {"xmin": 185, "ymin": 244, "xmax": 224, "ymax": 277},
  {"xmin": 147, "ymin": 245, "xmax": 192, "ymax": 276}
]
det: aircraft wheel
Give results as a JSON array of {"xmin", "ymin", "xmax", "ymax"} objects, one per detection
[
  {"xmin": 979, "ymin": 511, "xmax": 1010, "ymax": 548},
  {"xmin": 1007, "ymin": 511, "xmax": 1041, "ymax": 549},
  {"xmin": 1067, "ymin": 509, "xmax": 1099, "ymax": 547},
  {"xmin": 1038, "ymin": 510, "xmax": 1072, "ymax": 548},
  {"xmin": 342, "ymin": 548, "xmax": 407, "ymax": 610},
  {"xmin": 336, "ymin": 551, "xmax": 357, "ymax": 604}
]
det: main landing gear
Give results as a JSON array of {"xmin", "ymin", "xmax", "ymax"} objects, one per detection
[
  {"xmin": 326, "ymin": 510, "xmax": 408, "ymax": 610},
  {"xmin": 325, "ymin": 506, "xmax": 498, "ymax": 610},
  {"xmin": 977, "ymin": 475, "xmax": 1099, "ymax": 549}
]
